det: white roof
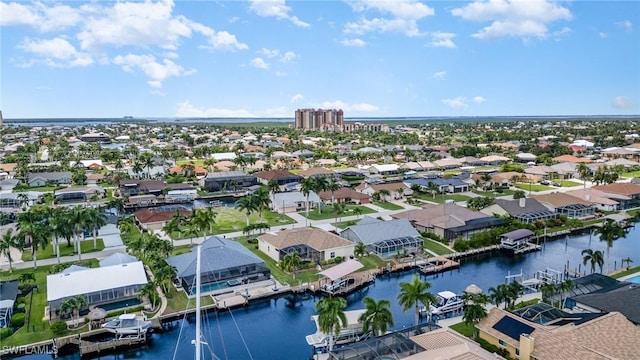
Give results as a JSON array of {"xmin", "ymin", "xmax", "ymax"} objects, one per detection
[
  {"xmin": 438, "ymin": 291, "xmax": 458, "ymax": 299},
  {"xmin": 372, "ymin": 164, "xmax": 399, "ymax": 172},
  {"xmin": 318, "ymin": 259, "xmax": 363, "ymax": 281},
  {"xmin": 47, "ymin": 261, "xmax": 147, "ymax": 301}
]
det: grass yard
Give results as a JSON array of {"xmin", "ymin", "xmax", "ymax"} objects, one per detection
[
  {"xmin": 14, "ymin": 186, "xmax": 57, "ymax": 193},
  {"xmin": 450, "ymin": 321, "xmax": 474, "ymax": 338},
  {"xmin": 22, "ymin": 238, "xmax": 105, "ymax": 262},
  {"xmin": 611, "ymin": 266, "xmax": 640, "ymax": 279},
  {"xmin": 557, "ymin": 180, "xmax": 582, "ymax": 187},
  {"xmin": 164, "ymin": 286, "xmax": 215, "ymax": 314},
  {"xmin": 514, "ymin": 183, "xmax": 553, "ymax": 192},
  {"xmin": 372, "ymin": 201, "xmax": 404, "ymax": 210},
  {"xmin": 422, "ymin": 239, "xmax": 454, "ymax": 255},
  {"xmin": 302, "ymin": 205, "xmax": 376, "ymax": 221},
  {"xmin": 413, "ymin": 193, "xmax": 471, "ymax": 204},
  {"xmin": 176, "ymin": 160, "xmax": 206, "ymax": 166},
  {"xmin": 331, "ymin": 220, "xmax": 359, "ymax": 229},
  {"xmin": 622, "ymin": 170, "xmax": 640, "ymax": 178},
  {"xmin": 355, "ymin": 254, "xmax": 385, "ymax": 271},
  {"xmin": 0, "ymin": 259, "xmax": 99, "ymax": 346},
  {"xmin": 170, "ymin": 244, "xmax": 194, "ymax": 256},
  {"xmin": 473, "ymin": 189, "xmax": 516, "ymax": 197}
]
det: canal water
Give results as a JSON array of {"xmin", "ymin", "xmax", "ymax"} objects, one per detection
[{"xmin": 17, "ymin": 227, "xmax": 640, "ymax": 360}]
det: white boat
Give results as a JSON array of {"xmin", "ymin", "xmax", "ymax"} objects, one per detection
[
  {"xmin": 424, "ymin": 291, "xmax": 464, "ymax": 315},
  {"xmin": 101, "ymin": 313, "xmax": 152, "ymax": 335},
  {"xmin": 305, "ymin": 309, "xmax": 368, "ymax": 349}
]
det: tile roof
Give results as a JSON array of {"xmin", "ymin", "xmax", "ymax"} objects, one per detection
[
  {"xmin": 317, "ymin": 187, "xmax": 370, "ymax": 201},
  {"xmin": 258, "ymin": 227, "xmax": 354, "ymax": 251},
  {"xmin": 296, "ymin": 167, "xmax": 335, "ymax": 177},
  {"xmin": 341, "ymin": 218, "xmax": 420, "ymax": 245},
  {"xmin": 253, "ymin": 169, "xmax": 301, "ymax": 180},
  {"xmin": 134, "ymin": 209, "xmax": 191, "ymax": 224},
  {"xmin": 531, "ymin": 192, "xmax": 592, "ymax": 207},
  {"xmin": 553, "ymin": 154, "xmax": 592, "ymax": 163},
  {"xmin": 392, "ymin": 204, "xmax": 488, "ymax": 229},
  {"xmin": 593, "ymin": 182, "xmax": 640, "ymax": 196}
]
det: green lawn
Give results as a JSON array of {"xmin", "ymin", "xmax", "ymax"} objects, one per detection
[
  {"xmin": 302, "ymin": 205, "xmax": 376, "ymax": 221},
  {"xmin": 170, "ymin": 244, "xmax": 194, "ymax": 256},
  {"xmin": 514, "ymin": 183, "xmax": 553, "ymax": 192},
  {"xmin": 14, "ymin": 186, "xmax": 57, "ymax": 192},
  {"xmin": 558, "ymin": 180, "xmax": 582, "ymax": 187},
  {"xmin": 168, "ymin": 208, "xmax": 295, "ymax": 239},
  {"xmin": 0, "ymin": 259, "xmax": 99, "ymax": 346},
  {"xmin": 450, "ymin": 321, "xmax": 474, "ymax": 338},
  {"xmin": 176, "ymin": 159, "xmax": 206, "ymax": 166},
  {"xmin": 413, "ymin": 193, "xmax": 471, "ymax": 204},
  {"xmin": 611, "ymin": 266, "xmax": 640, "ymax": 279},
  {"xmin": 164, "ymin": 286, "xmax": 215, "ymax": 314},
  {"xmin": 423, "ymin": 239, "xmax": 454, "ymax": 255},
  {"xmin": 372, "ymin": 201, "xmax": 404, "ymax": 210},
  {"xmin": 331, "ymin": 220, "xmax": 359, "ymax": 229},
  {"xmin": 622, "ymin": 170, "xmax": 640, "ymax": 178},
  {"xmin": 473, "ymin": 189, "xmax": 516, "ymax": 197},
  {"xmin": 355, "ymin": 254, "xmax": 385, "ymax": 271},
  {"xmin": 21, "ymin": 238, "xmax": 105, "ymax": 262}
]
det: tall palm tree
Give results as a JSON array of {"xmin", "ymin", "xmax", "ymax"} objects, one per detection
[
  {"xmin": 163, "ymin": 210, "xmax": 187, "ymax": 243},
  {"xmin": 314, "ymin": 296, "xmax": 348, "ymax": 351},
  {"xmin": 300, "ymin": 177, "xmax": 316, "ymax": 217},
  {"xmin": 71, "ymin": 295, "xmax": 88, "ymax": 326},
  {"xmin": 333, "ymin": 203, "xmax": 346, "ymax": 224},
  {"xmin": 581, "ymin": 248, "xmax": 605, "ymax": 274},
  {"xmin": 327, "ymin": 177, "xmax": 341, "ymax": 205},
  {"xmin": 0, "ymin": 228, "xmax": 20, "ymax": 272},
  {"xmin": 69, "ymin": 206, "xmax": 88, "ymax": 261},
  {"xmin": 576, "ymin": 162, "xmax": 590, "ymax": 189},
  {"xmin": 359, "ymin": 297, "xmax": 394, "ymax": 337},
  {"xmin": 17, "ymin": 209, "xmax": 48, "ymax": 269},
  {"xmin": 540, "ymin": 282, "xmax": 558, "ymax": 304},
  {"xmin": 558, "ymin": 280, "xmax": 574, "ymax": 309},
  {"xmin": 253, "ymin": 186, "xmax": 272, "ymax": 223},
  {"xmin": 138, "ymin": 282, "xmax": 159, "ymax": 310},
  {"xmin": 314, "ymin": 177, "xmax": 329, "ymax": 214},
  {"xmin": 190, "ymin": 207, "xmax": 217, "ymax": 242},
  {"xmin": 282, "ymin": 251, "xmax": 302, "ymax": 279},
  {"xmin": 353, "ymin": 207, "xmax": 363, "ymax": 220},
  {"xmin": 595, "ymin": 219, "xmax": 626, "ymax": 273},
  {"xmin": 488, "ymin": 284, "xmax": 509, "ymax": 308},
  {"xmin": 622, "ymin": 257, "xmax": 633, "ymax": 270},
  {"xmin": 462, "ymin": 293, "xmax": 489, "ymax": 339},
  {"xmin": 236, "ymin": 195, "xmax": 259, "ymax": 227},
  {"xmin": 86, "ymin": 207, "xmax": 107, "ymax": 250},
  {"xmin": 267, "ymin": 180, "xmax": 280, "ymax": 205},
  {"xmin": 397, "ymin": 274, "xmax": 436, "ymax": 326}
]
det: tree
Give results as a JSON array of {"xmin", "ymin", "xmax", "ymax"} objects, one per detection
[
  {"xmin": 576, "ymin": 162, "xmax": 590, "ymax": 189},
  {"xmin": 359, "ymin": 297, "xmax": 394, "ymax": 337},
  {"xmin": 58, "ymin": 298, "xmax": 75, "ymax": 320},
  {"xmin": 190, "ymin": 207, "xmax": 217, "ymax": 241},
  {"xmin": 397, "ymin": 274, "xmax": 436, "ymax": 326},
  {"xmin": 462, "ymin": 293, "xmax": 489, "ymax": 339},
  {"xmin": 300, "ymin": 177, "xmax": 316, "ymax": 217},
  {"xmin": 69, "ymin": 206, "xmax": 88, "ymax": 261},
  {"xmin": 314, "ymin": 296, "xmax": 347, "ymax": 351},
  {"xmin": 558, "ymin": 280, "xmax": 574, "ymax": 309},
  {"xmin": 353, "ymin": 206, "xmax": 363, "ymax": 220},
  {"xmin": 163, "ymin": 210, "xmax": 187, "ymax": 243},
  {"xmin": 333, "ymin": 203, "xmax": 346, "ymax": 224},
  {"xmin": 327, "ymin": 177, "xmax": 341, "ymax": 205},
  {"xmin": 354, "ymin": 242, "xmax": 367, "ymax": 258},
  {"xmin": 236, "ymin": 195, "xmax": 259, "ymax": 227},
  {"xmin": 71, "ymin": 295, "xmax": 88, "ymax": 326},
  {"xmin": 17, "ymin": 209, "xmax": 49, "ymax": 269},
  {"xmin": 282, "ymin": 251, "xmax": 302, "ymax": 279},
  {"xmin": 85, "ymin": 207, "xmax": 107, "ymax": 250},
  {"xmin": 267, "ymin": 180, "xmax": 280, "ymax": 205},
  {"xmin": 377, "ymin": 189, "xmax": 391, "ymax": 202},
  {"xmin": 0, "ymin": 228, "xmax": 20, "ymax": 272},
  {"xmin": 253, "ymin": 186, "xmax": 271, "ymax": 223},
  {"xmin": 622, "ymin": 257, "xmax": 633, "ymax": 270},
  {"xmin": 582, "ymin": 248, "xmax": 605, "ymax": 274},
  {"xmin": 595, "ymin": 219, "xmax": 626, "ymax": 273},
  {"xmin": 488, "ymin": 284, "xmax": 509, "ymax": 308},
  {"xmin": 512, "ymin": 190, "xmax": 526, "ymax": 199},
  {"xmin": 138, "ymin": 282, "xmax": 159, "ymax": 310}
]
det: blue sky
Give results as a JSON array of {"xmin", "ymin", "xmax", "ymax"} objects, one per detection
[{"xmin": 1, "ymin": 0, "xmax": 639, "ymax": 119}]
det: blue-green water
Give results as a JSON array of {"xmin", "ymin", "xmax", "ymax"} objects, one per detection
[{"xmin": 17, "ymin": 228, "xmax": 640, "ymax": 360}]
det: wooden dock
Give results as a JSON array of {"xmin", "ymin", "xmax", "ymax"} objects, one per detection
[
  {"xmin": 417, "ymin": 256, "xmax": 460, "ymax": 275},
  {"xmin": 79, "ymin": 333, "xmax": 147, "ymax": 358},
  {"xmin": 448, "ymin": 245, "xmax": 500, "ymax": 260},
  {"xmin": 513, "ymin": 243, "xmax": 541, "ymax": 255}
]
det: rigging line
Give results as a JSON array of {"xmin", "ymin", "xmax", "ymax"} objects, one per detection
[
  {"xmin": 202, "ymin": 308, "xmax": 222, "ymax": 360},
  {"xmin": 227, "ymin": 306, "xmax": 254, "ymax": 360},
  {"xmin": 214, "ymin": 300, "xmax": 229, "ymax": 360},
  {"xmin": 172, "ymin": 279, "xmax": 196, "ymax": 360}
]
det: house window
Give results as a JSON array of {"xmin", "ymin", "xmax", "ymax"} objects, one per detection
[
  {"xmin": 498, "ymin": 339, "xmax": 506, "ymax": 347},
  {"xmin": 515, "ymin": 349, "xmax": 520, "ymax": 356},
  {"xmin": 330, "ymin": 252, "xmax": 336, "ymax": 259}
]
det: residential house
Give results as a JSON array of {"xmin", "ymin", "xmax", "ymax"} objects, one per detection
[
  {"xmin": 564, "ymin": 188, "xmax": 631, "ymax": 211},
  {"xmin": 47, "ymin": 261, "xmax": 147, "ymax": 318},
  {"xmin": 340, "ymin": 217, "xmax": 421, "ymax": 258},
  {"xmin": 119, "ymin": 179, "xmax": 167, "ymax": 196},
  {"xmin": 593, "ymin": 183, "xmax": 640, "ymax": 209},
  {"xmin": 254, "ymin": 169, "xmax": 302, "ymax": 187},
  {"xmin": 569, "ymin": 278, "xmax": 640, "ymax": 325},
  {"xmin": 404, "ymin": 178, "xmax": 469, "ymax": 194},
  {"xmin": 134, "ymin": 208, "xmax": 191, "ymax": 231},
  {"xmin": 402, "ymin": 161, "xmax": 437, "ymax": 172},
  {"xmin": 317, "ymin": 187, "xmax": 371, "ymax": 205},
  {"xmin": 296, "ymin": 167, "xmax": 337, "ymax": 179},
  {"xmin": 55, "ymin": 186, "xmax": 105, "ymax": 203},
  {"xmin": 531, "ymin": 192, "xmax": 596, "ymax": 219},
  {"xmin": 552, "ymin": 154, "xmax": 592, "ymax": 163},
  {"xmin": 476, "ymin": 305, "xmax": 640, "ymax": 360},
  {"xmin": 258, "ymin": 228, "xmax": 354, "ymax": 264},
  {"xmin": 210, "ymin": 152, "xmax": 237, "ymax": 162},
  {"xmin": 272, "ymin": 191, "xmax": 320, "ymax": 213},
  {"xmin": 0, "ymin": 192, "xmax": 39, "ymax": 209},
  {"xmin": 168, "ymin": 164, "xmax": 208, "ymax": 178},
  {"xmin": 479, "ymin": 155, "xmax": 510, "ymax": 165},
  {"xmin": 70, "ymin": 159, "xmax": 104, "ymax": 170},
  {"xmin": 515, "ymin": 152, "xmax": 537, "ymax": 163},
  {"xmin": 433, "ymin": 158, "xmax": 463, "ymax": 169},
  {"xmin": 200, "ymin": 171, "xmax": 257, "ymax": 192},
  {"xmin": 0, "ymin": 280, "xmax": 19, "ymax": 328},
  {"xmin": 356, "ymin": 181, "xmax": 410, "ymax": 200},
  {"xmin": 27, "ymin": 171, "xmax": 72, "ymax": 187},
  {"xmin": 392, "ymin": 204, "xmax": 507, "ymax": 240},
  {"xmin": 167, "ymin": 236, "xmax": 270, "ymax": 295},
  {"xmin": 86, "ymin": 173, "xmax": 105, "ymax": 185},
  {"xmin": 481, "ymin": 198, "xmax": 557, "ymax": 224},
  {"xmin": 368, "ymin": 164, "xmax": 399, "ymax": 176},
  {"xmin": 127, "ymin": 194, "xmax": 158, "ymax": 207}
]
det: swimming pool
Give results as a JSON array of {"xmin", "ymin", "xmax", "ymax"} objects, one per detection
[{"xmin": 625, "ymin": 274, "xmax": 640, "ymax": 284}]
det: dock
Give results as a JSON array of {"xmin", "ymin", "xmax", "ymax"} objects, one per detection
[
  {"xmin": 513, "ymin": 243, "xmax": 541, "ymax": 255},
  {"xmin": 51, "ymin": 328, "xmax": 148, "ymax": 358},
  {"xmin": 417, "ymin": 257, "xmax": 460, "ymax": 275}
]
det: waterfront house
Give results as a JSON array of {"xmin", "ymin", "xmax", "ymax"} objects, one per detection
[
  {"xmin": 340, "ymin": 217, "xmax": 421, "ymax": 258},
  {"xmin": 569, "ymin": 281, "xmax": 640, "ymax": 325},
  {"xmin": 254, "ymin": 169, "xmax": 302, "ymax": 187},
  {"xmin": 368, "ymin": 164, "xmax": 399, "ymax": 176},
  {"xmin": 47, "ymin": 261, "xmax": 148, "ymax": 319},
  {"xmin": 391, "ymin": 203, "xmax": 507, "ymax": 240},
  {"xmin": 404, "ymin": 178, "xmax": 469, "ymax": 194},
  {"xmin": 531, "ymin": 192, "xmax": 596, "ymax": 219},
  {"xmin": 55, "ymin": 186, "xmax": 105, "ymax": 203},
  {"xmin": 592, "ymin": 182, "xmax": 640, "ymax": 209},
  {"xmin": 480, "ymin": 198, "xmax": 557, "ymax": 224},
  {"xmin": 564, "ymin": 188, "xmax": 631, "ymax": 211},
  {"xmin": 0, "ymin": 280, "xmax": 19, "ymax": 328},
  {"xmin": 356, "ymin": 181, "xmax": 410, "ymax": 200},
  {"xmin": 317, "ymin": 187, "xmax": 371, "ymax": 205},
  {"xmin": 27, "ymin": 171, "xmax": 72, "ymax": 187},
  {"xmin": 199, "ymin": 171, "xmax": 257, "ymax": 192},
  {"xmin": 257, "ymin": 228, "xmax": 355, "ymax": 264},
  {"xmin": 0, "ymin": 192, "xmax": 39, "ymax": 209},
  {"xmin": 134, "ymin": 208, "xmax": 191, "ymax": 231},
  {"xmin": 476, "ymin": 306, "xmax": 640, "ymax": 360},
  {"xmin": 166, "ymin": 236, "xmax": 270, "ymax": 295},
  {"xmin": 433, "ymin": 158, "xmax": 463, "ymax": 169},
  {"xmin": 128, "ymin": 194, "xmax": 158, "ymax": 207},
  {"xmin": 168, "ymin": 164, "xmax": 207, "ymax": 178},
  {"xmin": 552, "ymin": 154, "xmax": 591, "ymax": 163},
  {"xmin": 402, "ymin": 161, "xmax": 437, "ymax": 172},
  {"xmin": 119, "ymin": 179, "xmax": 167, "ymax": 197},
  {"xmin": 70, "ymin": 159, "xmax": 104, "ymax": 170},
  {"xmin": 296, "ymin": 167, "xmax": 336, "ymax": 179},
  {"xmin": 272, "ymin": 191, "xmax": 320, "ymax": 213}
]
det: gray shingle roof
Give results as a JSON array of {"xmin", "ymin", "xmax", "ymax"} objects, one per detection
[
  {"xmin": 493, "ymin": 198, "xmax": 550, "ymax": 216},
  {"xmin": 341, "ymin": 218, "xmax": 420, "ymax": 245},
  {"xmin": 166, "ymin": 236, "xmax": 264, "ymax": 278},
  {"xmin": 572, "ymin": 284, "xmax": 640, "ymax": 325}
]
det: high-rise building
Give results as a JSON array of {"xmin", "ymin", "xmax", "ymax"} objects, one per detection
[{"xmin": 294, "ymin": 108, "xmax": 343, "ymax": 131}]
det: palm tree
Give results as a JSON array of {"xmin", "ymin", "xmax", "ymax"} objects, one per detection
[
  {"xmin": 314, "ymin": 296, "xmax": 347, "ymax": 351},
  {"xmin": 359, "ymin": 297, "xmax": 394, "ymax": 337},
  {"xmin": 71, "ymin": 295, "xmax": 88, "ymax": 326},
  {"xmin": 300, "ymin": 177, "xmax": 316, "ymax": 217},
  {"xmin": 314, "ymin": 177, "xmax": 329, "ymax": 214},
  {"xmin": 327, "ymin": 177, "xmax": 341, "ymax": 205},
  {"xmin": 267, "ymin": 180, "xmax": 280, "ymax": 205},
  {"xmin": 86, "ymin": 207, "xmax": 107, "ymax": 250},
  {"xmin": 17, "ymin": 209, "xmax": 49, "ymax": 269},
  {"xmin": 69, "ymin": 206, "xmax": 88, "ymax": 261},
  {"xmin": 540, "ymin": 282, "xmax": 557, "ymax": 304},
  {"xmin": 141, "ymin": 154, "xmax": 155, "ymax": 179},
  {"xmin": 58, "ymin": 298, "xmax": 75, "ymax": 320},
  {"xmin": 282, "ymin": 251, "xmax": 302, "ymax": 279},
  {"xmin": 163, "ymin": 210, "xmax": 187, "ymax": 243},
  {"xmin": 488, "ymin": 284, "xmax": 509, "ymax": 308},
  {"xmin": 253, "ymin": 186, "xmax": 272, "ymax": 223},
  {"xmin": 377, "ymin": 189, "xmax": 391, "ymax": 202},
  {"xmin": 397, "ymin": 274, "xmax": 436, "ymax": 326},
  {"xmin": 576, "ymin": 162, "xmax": 590, "ymax": 189},
  {"xmin": 353, "ymin": 207, "xmax": 363, "ymax": 220},
  {"xmin": 354, "ymin": 242, "xmax": 367, "ymax": 258},
  {"xmin": 190, "ymin": 207, "xmax": 217, "ymax": 242},
  {"xmin": 0, "ymin": 228, "xmax": 20, "ymax": 272},
  {"xmin": 236, "ymin": 195, "xmax": 259, "ymax": 227},
  {"xmin": 333, "ymin": 203, "xmax": 346, "ymax": 224},
  {"xmin": 138, "ymin": 282, "xmax": 159, "ymax": 310},
  {"xmin": 582, "ymin": 248, "xmax": 605, "ymax": 274},
  {"xmin": 622, "ymin": 257, "xmax": 633, "ymax": 270},
  {"xmin": 107, "ymin": 197, "xmax": 125, "ymax": 215},
  {"xmin": 558, "ymin": 280, "xmax": 574, "ymax": 309},
  {"xmin": 462, "ymin": 293, "xmax": 489, "ymax": 339},
  {"xmin": 595, "ymin": 219, "xmax": 626, "ymax": 273},
  {"xmin": 426, "ymin": 182, "xmax": 439, "ymax": 199}
]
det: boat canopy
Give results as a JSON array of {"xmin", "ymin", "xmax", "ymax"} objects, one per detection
[{"xmin": 318, "ymin": 259, "xmax": 363, "ymax": 281}]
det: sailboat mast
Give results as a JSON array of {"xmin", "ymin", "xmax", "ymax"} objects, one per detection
[{"xmin": 195, "ymin": 245, "xmax": 202, "ymax": 360}]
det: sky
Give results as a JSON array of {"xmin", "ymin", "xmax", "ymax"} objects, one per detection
[{"xmin": 1, "ymin": 0, "xmax": 639, "ymax": 119}]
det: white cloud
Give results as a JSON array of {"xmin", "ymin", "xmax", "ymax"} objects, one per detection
[
  {"xmin": 599, "ymin": 32, "xmax": 608, "ymax": 39},
  {"xmin": 473, "ymin": 96, "xmax": 487, "ymax": 104},
  {"xmin": 264, "ymin": 106, "xmax": 289, "ymax": 117},
  {"xmin": 451, "ymin": 0, "xmax": 572, "ymax": 40},
  {"xmin": 279, "ymin": 51, "xmax": 297, "ymax": 62},
  {"xmin": 250, "ymin": 57, "xmax": 270, "ymax": 69},
  {"xmin": 441, "ymin": 97, "xmax": 468, "ymax": 109},
  {"xmin": 428, "ymin": 32, "xmax": 456, "ymax": 48},
  {"xmin": 617, "ymin": 20, "xmax": 633, "ymax": 32},
  {"xmin": 340, "ymin": 38, "xmax": 367, "ymax": 47},
  {"xmin": 612, "ymin": 96, "xmax": 637, "ymax": 109},
  {"xmin": 249, "ymin": 0, "xmax": 310, "ymax": 28},
  {"xmin": 290, "ymin": 93, "xmax": 304, "ymax": 103},
  {"xmin": 0, "ymin": 2, "xmax": 82, "ymax": 32},
  {"xmin": 317, "ymin": 100, "xmax": 379, "ymax": 112},
  {"xmin": 113, "ymin": 54, "xmax": 194, "ymax": 88},
  {"xmin": 344, "ymin": 0, "xmax": 435, "ymax": 37},
  {"xmin": 18, "ymin": 37, "xmax": 93, "ymax": 67},
  {"xmin": 176, "ymin": 100, "xmax": 257, "ymax": 117},
  {"xmin": 432, "ymin": 71, "xmax": 447, "ymax": 80},
  {"xmin": 258, "ymin": 48, "xmax": 280, "ymax": 58}
]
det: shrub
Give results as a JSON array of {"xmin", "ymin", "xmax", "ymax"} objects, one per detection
[
  {"xmin": 476, "ymin": 337, "xmax": 500, "ymax": 353},
  {"xmin": 0, "ymin": 327, "xmax": 13, "ymax": 340},
  {"xmin": 51, "ymin": 320, "xmax": 68, "ymax": 336},
  {"xmin": 11, "ymin": 313, "xmax": 25, "ymax": 328}
]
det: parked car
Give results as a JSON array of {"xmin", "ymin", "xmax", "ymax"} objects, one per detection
[
  {"xmin": 540, "ymin": 180, "xmax": 551, "ymax": 185},
  {"xmin": 552, "ymin": 182, "xmax": 562, "ymax": 187}
]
